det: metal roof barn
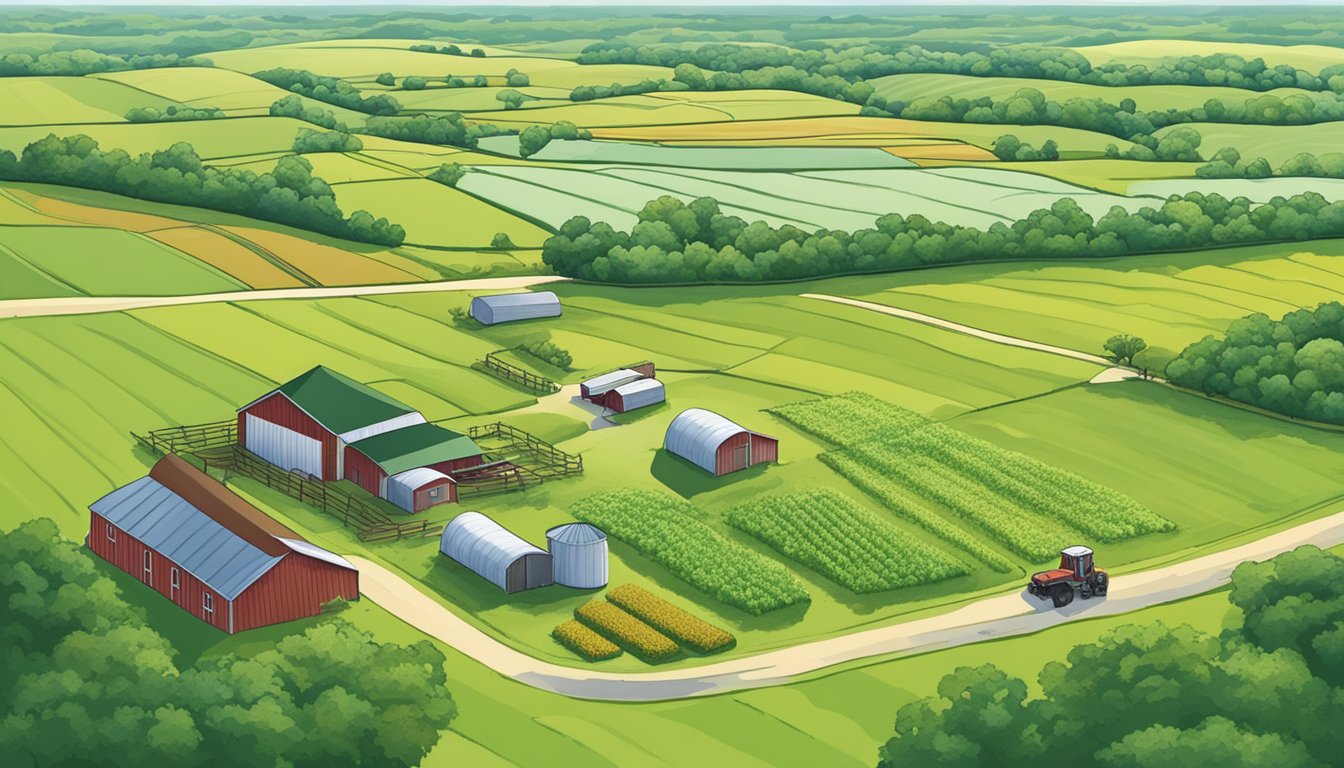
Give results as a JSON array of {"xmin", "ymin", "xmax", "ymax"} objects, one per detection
[
  {"xmin": 348, "ymin": 423, "xmax": 482, "ymax": 476},
  {"xmin": 581, "ymin": 368, "xmax": 643, "ymax": 399},
  {"xmin": 439, "ymin": 511, "xmax": 553, "ymax": 593},
  {"xmin": 608, "ymin": 378, "xmax": 665, "ymax": 413},
  {"xmin": 87, "ymin": 455, "xmax": 358, "ymax": 634},
  {"xmin": 664, "ymin": 408, "xmax": 779, "ymax": 476},
  {"xmin": 470, "ymin": 291, "xmax": 562, "ymax": 325},
  {"xmin": 546, "ymin": 523, "xmax": 608, "ymax": 589},
  {"xmin": 386, "ymin": 467, "xmax": 455, "ymax": 514}
]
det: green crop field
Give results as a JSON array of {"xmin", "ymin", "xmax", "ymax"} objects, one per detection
[{"xmin": 5, "ymin": 6, "xmax": 1344, "ymax": 765}]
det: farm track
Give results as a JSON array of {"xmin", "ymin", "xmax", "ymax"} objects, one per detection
[
  {"xmin": 0, "ymin": 275, "xmax": 569, "ymax": 319},
  {"xmin": 350, "ymin": 508, "xmax": 1344, "ymax": 701}
]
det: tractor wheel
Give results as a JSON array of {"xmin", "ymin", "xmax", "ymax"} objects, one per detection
[
  {"xmin": 1051, "ymin": 584, "xmax": 1074, "ymax": 608},
  {"xmin": 1093, "ymin": 573, "xmax": 1109, "ymax": 596}
]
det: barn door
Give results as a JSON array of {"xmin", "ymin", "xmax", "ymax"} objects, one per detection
[
  {"xmin": 170, "ymin": 567, "xmax": 181, "ymax": 602},
  {"xmin": 734, "ymin": 443, "xmax": 749, "ymax": 471},
  {"xmin": 245, "ymin": 414, "xmax": 322, "ymax": 477}
]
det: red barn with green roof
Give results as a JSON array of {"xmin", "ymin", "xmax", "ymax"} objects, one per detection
[
  {"xmin": 237, "ymin": 366, "xmax": 426, "ymax": 481},
  {"xmin": 344, "ymin": 422, "xmax": 485, "ymax": 513}
]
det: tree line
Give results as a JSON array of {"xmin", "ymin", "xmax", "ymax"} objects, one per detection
[
  {"xmin": 0, "ymin": 518, "xmax": 456, "ymax": 767},
  {"xmin": 878, "ymin": 545, "xmax": 1344, "ymax": 767},
  {"xmin": 124, "ymin": 105, "xmax": 224, "ymax": 123},
  {"xmin": 1167, "ymin": 301, "xmax": 1344, "ymax": 425},
  {"xmin": 0, "ymin": 134, "xmax": 405, "ymax": 246},
  {"xmin": 1199, "ymin": 148, "xmax": 1344, "ymax": 180},
  {"xmin": 541, "ymin": 190, "xmax": 1344, "ymax": 284},
  {"xmin": 0, "ymin": 50, "xmax": 204, "ymax": 76},
  {"xmin": 579, "ymin": 43, "xmax": 1344, "ymax": 94},
  {"xmin": 253, "ymin": 68, "xmax": 401, "ymax": 116}
]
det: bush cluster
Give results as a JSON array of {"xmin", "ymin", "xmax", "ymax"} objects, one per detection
[
  {"xmin": 1167, "ymin": 301, "xmax": 1344, "ymax": 425},
  {"xmin": 292, "ymin": 127, "xmax": 363, "ymax": 153},
  {"xmin": 517, "ymin": 339, "xmax": 572, "ymax": 369},
  {"xmin": 552, "ymin": 619, "xmax": 622, "ymax": 661},
  {"xmin": 124, "ymin": 105, "xmax": 224, "ymax": 122},
  {"xmin": 542, "ymin": 190, "xmax": 1344, "ymax": 285},
  {"xmin": 571, "ymin": 489, "xmax": 810, "ymax": 614},
  {"xmin": 606, "ymin": 584, "xmax": 735, "ymax": 654},
  {"xmin": 361, "ymin": 112, "xmax": 506, "ymax": 149},
  {"xmin": 269, "ymin": 94, "xmax": 346, "ymax": 130},
  {"xmin": 0, "ymin": 50, "xmax": 205, "ymax": 76},
  {"xmin": 428, "ymin": 161, "xmax": 467, "ymax": 187},
  {"xmin": 0, "ymin": 134, "xmax": 404, "ymax": 246},
  {"xmin": 254, "ymin": 67, "xmax": 401, "ymax": 115},
  {"xmin": 1199, "ymin": 147, "xmax": 1344, "ymax": 179},
  {"xmin": 518, "ymin": 120, "xmax": 592, "ymax": 157}
]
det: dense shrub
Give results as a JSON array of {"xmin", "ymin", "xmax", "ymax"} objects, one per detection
[
  {"xmin": 552, "ymin": 620, "xmax": 622, "ymax": 660},
  {"xmin": 518, "ymin": 120, "xmax": 592, "ymax": 157},
  {"xmin": 726, "ymin": 489, "xmax": 968, "ymax": 592},
  {"xmin": 403, "ymin": 75, "xmax": 428, "ymax": 90},
  {"xmin": 574, "ymin": 600, "xmax": 680, "ymax": 661},
  {"xmin": 292, "ymin": 127, "xmax": 363, "ymax": 153},
  {"xmin": 1167, "ymin": 301, "xmax": 1344, "ymax": 425},
  {"xmin": 1199, "ymin": 147, "xmax": 1344, "ymax": 179},
  {"xmin": 254, "ymin": 67, "xmax": 401, "ymax": 115},
  {"xmin": 0, "ymin": 134, "xmax": 403, "ymax": 246},
  {"xmin": 124, "ymin": 105, "xmax": 224, "ymax": 122},
  {"xmin": 571, "ymin": 490, "xmax": 810, "ymax": 614},
  {"xmin": 606, "ymin": 584, "xmax": 735, "ymax": 653},
  {"xmin": 269, "ymin": 94, "xmax": 345, "ymax": 130},
  {"xmin": 360, "ymin": 112, "xmax": 508, "ymax": 149},
  {"xmin": 517, "ymin": 339, "xmax": 571, "ymax": 369},
  {"xmin": 991, "ymin": 134, "xmax": 1058, "ymax": 161},
  {"xmin": 542, "ymin": 190, "xmax": 1344, "ymax": 285},
  {"xmin": 428, "ymin": 161, "xmax": 466, "ymax": 187},
  {"xmin": 409, "ymin": 43, "xmax": 463, "ymax": 56}
]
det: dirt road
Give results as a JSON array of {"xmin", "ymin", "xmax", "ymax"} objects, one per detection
[
  {"xmin": 0, "ymin": 275, "xmax": 568, "ymax": 319},
  {"xmin": 350, "ymin": 508, "xmax": 1344, "ymax": 702}
]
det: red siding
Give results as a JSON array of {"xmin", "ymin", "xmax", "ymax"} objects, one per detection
[
  {"xmin": 715, "ymin": 431, "xmax": 751, "ymax": 476},
  {"xmin": 87, "ymin": 511, "xmax": 230, "ymax": 633},
  {"xmin": 343, "ymin": 446, "xmax": 385, "ymax": 496},
  {"xmin": 231, "ymin": 552, "xmax": 358, "ymax": 633},
  {"xmin": 412, "ymin": 477, "xmax": 457, "ymax": 512},
  {"xmin": 750, "ymin": 434, "xmax": 779, "ymax": 466},
  {"xmin": 429, "ymin": 456, "xmax": 485, "ymax": 474},
  {"xmin": 239, "ymin": 392, "xmax": 339, "ymax": 480}
]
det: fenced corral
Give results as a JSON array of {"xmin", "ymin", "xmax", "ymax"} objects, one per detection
[
  {"xmin": 453, "ymin": 460, "xmax": 532, "ymax": 499},
  {"xmin": 140, "ymin": 419, "xmax": 237, "ymax": 454},
  {"xmin": 472, "ymin": 349, "xmax": 561, "ymax": 394},
  {"xmin": 469, "ymin": 421, "xmax": 584, "ymax": 479}
]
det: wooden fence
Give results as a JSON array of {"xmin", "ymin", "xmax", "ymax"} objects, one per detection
[
  {"xmin": 469, "ymin": 421, "xmax": 584, "ymax": 478},
  {"xmin": 141, "ymin": 419, "xmax": 237, "ymax": 454},
  {"xmin": 472, "ymin": 350, "xmax": 560, "ymax": 394}
]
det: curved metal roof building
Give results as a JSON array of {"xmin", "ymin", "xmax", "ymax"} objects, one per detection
[
  {"xmin": 664, "ymin": 408, "xmax": 778, "ymax": 476},
  {"xmin": 439, "ymin": 512, "xmax": 552, "ymax": 593},
  {"xmin": 470, "ymin": 291, "xmax": 562, "ymax": 325}
]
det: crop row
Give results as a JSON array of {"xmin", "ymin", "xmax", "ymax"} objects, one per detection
[
  {"xmin": 853, "ymin": 445, "xmax": 1077, "ymax": 561},
  {"xmin": 571, "ymin": 489, "xmax": 810, "ymax": 614},
  {"xmin": 879, "ymin": 425, "xmax": 1174, "ymax": 539},
  {"xmin": 725, "ymin": 489, "xmax": 968, "ymax": 593},
  {"xmin": 575, "ymin": 600, "xmax": 680, "ymax": 662},
  {"xmin": 607, "ymin": 584, "xmax": 735, "ymax": 654},
  {"xmin": 821, "ymin": 452, "xmax": 1013, "ymax": 571},
  {"xmin": 552, "ymin": 620, "xmax": 622, "ymax": 661},
  {"xmin": 768, "ymin": 391, "xmax": 931, "ymax": 447}
]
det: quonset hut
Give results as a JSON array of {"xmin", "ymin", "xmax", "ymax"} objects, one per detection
[
  {"xmin": 607, "ymin": 378, "xmax": 665, "ymax": 413},
  {"xmin": 470, "ymin": 291, "xmax": 562, "ymax": 325},
  {"xmin": 546, "ymin": 523, "xmax": 608, "ymax": 589},
  {"xmin": 237, "ymin": 366, "xmax": 425, "ymax": 481},
  {"xmin": 88, "ymin": 455, "xmax": 358, "ymax": 634},
  {"xmin": 439, "ymin": 512, "xmax": 552, "ymax": 593},
  {"xmin": 664, "ymin": 408, "xmax": 779, "ymax": 476},
  {"xmin": 343, "ymin": 423, "xmax": 484, "ymax": 513}
]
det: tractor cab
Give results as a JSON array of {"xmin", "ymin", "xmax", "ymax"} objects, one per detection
[{"xmin": 1059, "ymin": 545, "xmax": 1094, "ymax": 581}]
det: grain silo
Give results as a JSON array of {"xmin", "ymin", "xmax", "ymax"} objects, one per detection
[{"xmin": 546, "ymin": 522, "xmax": 608, "ymax": 589}]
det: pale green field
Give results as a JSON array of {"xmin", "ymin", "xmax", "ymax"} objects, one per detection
[
  {"xmin": 390, "ymin": 85, "xmax": 574, "ymax": 112},
  {"xmin": 0, "ymin": 76, "xmax": 181, "ymax": 125},
  {"xmin": 1072, "ymin": 40, "xmax": 1344, "ymax": 71},
  {"xmin": 1156, "ymin": 121, "xmax": 1344, "ymax": 164},
  {"xmin": 872, "ymin": 72, "xmax": 1315, "ymax": 112},
  {"xmin": 0, "ymin": 115, "xmax": 312, "ymax": 159},
  {"xmin": 205, "ymin": 43, "xmax": 577, "ymax": 79},
  {"xmin": 94, "ymin": 67, "xmax": 372, "ymax": 124},
  {"xmin": 473, "ymin": 90, "xmax": 861, "ymax": 128},
  {"xmin": 330, "ymin": 177, "xmax": 553, "ymax": 248}
]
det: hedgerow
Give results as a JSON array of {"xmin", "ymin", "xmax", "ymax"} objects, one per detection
[
  {"xmin": 575, "ymin": 600, "xmax": 679, "ymax": 662},
  {"xmin": 725, "ymin": 489, "xmax": 968, "ymax": 593},
  {"xmin": 552, "ymin": 620, "xmax": 622, "ymax": 661},
  {"xmin": 606, "ymin": 584, "xmax": 734, "ymax": 654},
  {"xmin": 571, "ymin": 490, "xmax": 810, "ymax": 614}
]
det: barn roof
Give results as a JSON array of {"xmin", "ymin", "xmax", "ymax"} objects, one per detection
[
  {"xmin": 439, "ymin": 511, "xmax": 547, "ymax": 591},
  {"xmin": 348, "ymin": 423, "xmax": 482, "ymax": 476},
  {"xmin": 244, "ymin": 366, "xmax": 421, "ymax": 436},
  {"xmin": 664, "ymin": 408, "xmax": 759, "ymax": 474},
  {"xmin": 582, "ymin": 368, "xmax": 643, "ymax": 396},
  {"xmin": 473, "ymin": 291, "xmax": 560, "ymax": 310},
  {"xmin": 90, "ymin": 456, "xmax": 353, "ymax": 599}
]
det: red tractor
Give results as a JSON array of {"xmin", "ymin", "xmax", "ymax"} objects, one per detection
[{"xmin": 1028, "ymin": 545, "xmax": 1108, "ymax": 608}]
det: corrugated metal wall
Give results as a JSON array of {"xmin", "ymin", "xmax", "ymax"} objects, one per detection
[
  {"xmin": 343, "ymin": 446, "xmax": 385, "ymax": 497},
  {"xmin": 549, "ymin": 539, "xmax": 608, "ymax": 589},
  {"xmin": 427, "ymin": 456, "xmax": 485, "ymax": 474},
  {"xmin": 231, "ymin": 552, "xmax": 358, "ymax": 633},
  {"xmin": 750, "ymin": 434, "xmax": 779, "ymax": 466},
  {"xmin": 239, "ymin": 393, "xmax": 338, "ymax": 479},
  {"xmin": 88, "ymin": 511, "xmax": 230, "ymax": 633},
  {"xmin": 715, "ymin": 432, "xmax": 751, "ymax": 476}
]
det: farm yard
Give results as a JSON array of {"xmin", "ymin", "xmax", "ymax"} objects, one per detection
[{"xmin": 6, "ymin": 5, "xmax": 1344, "ymax": 767}]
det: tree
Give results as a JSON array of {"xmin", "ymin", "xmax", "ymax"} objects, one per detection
[
  {"xmin": 403, "ymin": 76, "xmax": 428, "ymax": 90},
  {"xmin": 470, "ymin": 48, "xmax": 485, "ymax": 57},
  {"xmin": 518, "ymin": 124, "xmax": 552, "ymax": 157},
  {"xmin": 491, "ymin": 232, "xmax": 516, "ymax": 249},
  {"xmin": 292, "ymin": 128, "xmax": 363, "ymax": 153},
  {"xmin": 496, "ymin": 88, "xmax": 526, "ymax": 110},
  {"xmin": 505, "ymin": 68, "xmax": 530, "ymax": 87},
  {"xmin": 375, "ymin": 72, "xmax": 395, "ymax": 86},
  {"xmin": 428, "ymin": 162, "xmax": 466, "ymax": 187},
  {"xmin": 1104, "ymin": 334, "xmax": 1148, "ymax": 366}
]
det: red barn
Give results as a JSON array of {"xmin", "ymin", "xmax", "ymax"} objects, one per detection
[
  {"xmin": 237, "ymin": 366, "xmax": 426, "ymax": 480},
  {"xmin": 87, "ymin": 454, "xmax": 359, "ymax": 634},
  {"xmin": 663, "ymin": 408, "xmax": 779, "ymax": 476},
  {"xmin": 343, "ymin": 422, "xmax": 485, "ymax": 513}
]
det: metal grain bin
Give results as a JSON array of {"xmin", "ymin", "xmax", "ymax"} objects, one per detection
[{"xmin": 546, "ymin": 522, "xmax": 608, "ymax": 589}]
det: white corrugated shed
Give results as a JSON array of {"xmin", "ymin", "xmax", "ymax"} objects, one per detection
[
  {"xmin": 245, "ymin": 414, "xmax": 323, "ymax": 477},
  {"xmin": 613, "ymin": 378, "xmax": 665, "ymax": 411},
  {"xmin": 546, "ymin": 523, "xmax": 608, "ymax": 589},
  {"xmin": 582, "ymin": 368, "xmax": 642, "ymax": 397},
  {"xmin": 664, "ymin": 408, "xmax": 746, "ymax": 474},
  {"xmin": 337, "ymin": 412, "xmax": 427, "ymax": 444},
  {"xmin": 440, "ymin": 512, "xmax": 550, "ymax": 592},
  {"xmin": 470, "ymin": 291, "xmax": 562, "ymax": 325},
  {"xmin": 386, "ymin": 467, "xmax": 453, "ymax": 513}
]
